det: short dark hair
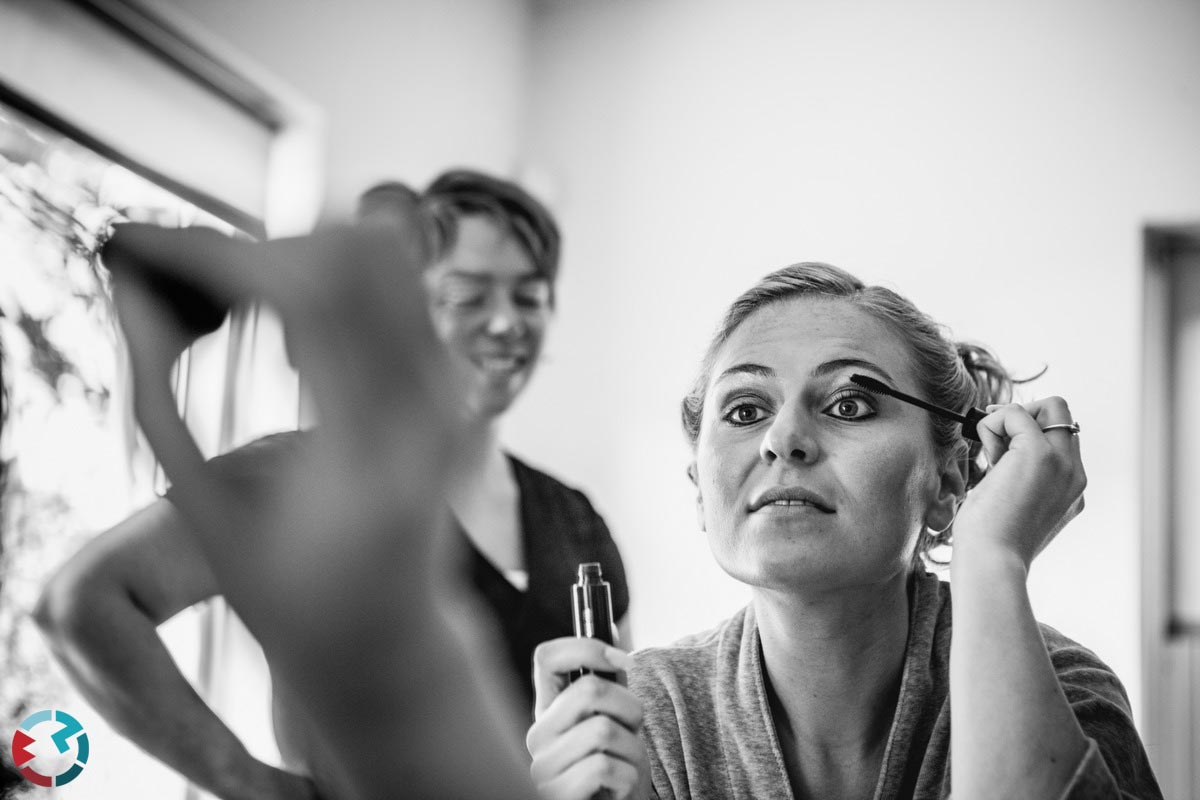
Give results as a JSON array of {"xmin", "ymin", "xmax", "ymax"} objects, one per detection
[
  {"xmin": 357, "ymin": 169, "xmax": 561, "ymax": 304},
  {"xmin": 422, "ymin": 169, "xmax": 561, "ymax": 300},
  {"xmin": 357, "ymin": 181, "xmax": 422, "ymax": 222}
]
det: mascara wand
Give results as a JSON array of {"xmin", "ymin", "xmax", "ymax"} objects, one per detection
[{"xmin": 849, "ymin": 374, "xmax": 987, "ymax": 442}]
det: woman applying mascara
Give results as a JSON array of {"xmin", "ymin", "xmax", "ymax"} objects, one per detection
[{"xmin": 527, "ymin": 262, "xmax": 1161, "ymax": 800}]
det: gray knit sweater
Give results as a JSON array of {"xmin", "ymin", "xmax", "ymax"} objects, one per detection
[{"xmin": 627, "ymin": 571, "xmax": 1161, "ymax": 799}]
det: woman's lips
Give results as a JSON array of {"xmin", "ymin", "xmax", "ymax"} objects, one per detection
[
  {"xmin": 748, "ymin": 486, "xmax": 835, "ymax": 514},
  {"xmin": 472, "ymin": 353, "xmax": 528, "ymax": 376}
]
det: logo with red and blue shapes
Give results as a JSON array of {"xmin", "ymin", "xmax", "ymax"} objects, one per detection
[{"xmin": 10, "ymin": 709, "xmax": 89, "ymax": 787}]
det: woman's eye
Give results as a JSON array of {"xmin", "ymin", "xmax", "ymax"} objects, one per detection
[
  {"xmin": 723, "ymin": 403, "xmax": 767, "ymax": 425},
  {"xmin": 824, "ymin": 393, "xmax": 875, "ymax": 420},
  {"xmin": 438, "ymin": 289, "xmax": 486, "ymax": 308},
  {"xmin": 514, "ymin": 283, "xmax": 551, "ymax": 310},
  {"xmin": 514, "ymin": 292, "xmax": 548, "ymax": 310}
]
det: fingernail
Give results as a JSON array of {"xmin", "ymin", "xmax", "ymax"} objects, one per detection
[{"xmin": 604, "ymin": 646, "xmax": 633, "ymax": 671}]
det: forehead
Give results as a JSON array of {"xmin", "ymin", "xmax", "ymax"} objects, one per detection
[
  {"xmin": 711, "ymin": 297, "xmax": 919, "ymax": 388},
  {"xmin": 428, "ymin": 214, "xmax": 538, "ymax": 282}
]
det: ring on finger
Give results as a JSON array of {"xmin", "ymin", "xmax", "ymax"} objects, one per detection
[{"xmin": 1040, "ymin": 422, "xmax": 1081, "ymax": 435}]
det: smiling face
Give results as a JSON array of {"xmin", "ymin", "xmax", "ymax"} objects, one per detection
[
  {"xmin": 424, "ymin": 214, "xmax": 552, "ymax": 419},
  {"xmin": 693, "ymin": 296, "xmax": 959, "ymax": 593}
]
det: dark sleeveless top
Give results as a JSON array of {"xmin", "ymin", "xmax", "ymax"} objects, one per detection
[{"xmin": 456, "ymin": 454, "xmax": 630, "ymax": 719}]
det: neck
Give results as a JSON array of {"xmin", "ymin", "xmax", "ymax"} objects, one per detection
[
  {"xmin": 754, "ymin": 570, "xmax": 911, "ymax": 756},
  {"xmin": 448, "ymin": 418, "xmax": 506, "ymax": 502},
  {"xmin": 463, "ymin": 416, "xmax": 502, "ymax": 465}
]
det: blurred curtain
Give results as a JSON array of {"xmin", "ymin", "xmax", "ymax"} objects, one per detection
[{"xmin": 0, "ymin": 1, "xmax": 319, "ymax": 797}]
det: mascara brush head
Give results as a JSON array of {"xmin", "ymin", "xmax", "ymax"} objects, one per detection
[{"xmin": 849, "ymin": 374, "xmax": 986, "ymax": 442}]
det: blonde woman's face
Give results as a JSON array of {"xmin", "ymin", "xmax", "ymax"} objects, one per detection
[{"xmin": 693, "ymin": 297, "xmax": 952, "ymax": 592}]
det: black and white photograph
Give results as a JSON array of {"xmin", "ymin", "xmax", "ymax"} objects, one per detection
[{"xmin": 0, "ymin": 1, "xmax": 1196, "ymax": 798}]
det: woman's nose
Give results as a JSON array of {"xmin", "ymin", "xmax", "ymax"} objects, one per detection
[
  {"xmin": 759, "ymin": 405, "xmax": 819, "ymax": 465},
  {"xmin": 484, "ymin": 293, "xmax": 525, "ymax": 337}
]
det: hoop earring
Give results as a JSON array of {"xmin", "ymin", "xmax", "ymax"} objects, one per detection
[{"xmin": 926, "ymin": 501, "xmax": 961, "ymax": 537}]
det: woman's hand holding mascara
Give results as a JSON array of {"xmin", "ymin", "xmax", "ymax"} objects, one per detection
[
  {"xmin": 528, "ymin": 638, "xmax": 650, "ymax": 800},
  {"xmin": 951, "ymin": 397, "xmax": 1086, "ymax": 573},
  {"xmin": 947, "ymin": 398, "xmax": 1092, "ymax": 799}
]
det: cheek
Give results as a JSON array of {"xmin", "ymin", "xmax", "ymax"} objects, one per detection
[
  {"xmin": 428, "ymin": 310, "xmax": 470, "ymax": 354},
  {"xmin": 899, "ymin": 471, "xmax": 934, "ymax": 536},
  {"xmin": 848, "ymin": 446, "xmax": 932, "ymax": 531},
  {"xmin": 522, "ymin": 312, "xmax": 550, "ymax": 349},
  {"xmin": 695, "ymin": 438, "xmax": 750, "ymax": 525},
  {"xmin": 897, "ymin": 460, "xmax": 943, "ymax": 548}
]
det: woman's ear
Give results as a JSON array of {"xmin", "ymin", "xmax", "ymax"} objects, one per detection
[
  {"xmin": 926, "ymin": 451, "xmax": 968, "ymax": 534},
  {"xmin": 687, "ymin": 461, "xmax": 706, "ymax": 532}
]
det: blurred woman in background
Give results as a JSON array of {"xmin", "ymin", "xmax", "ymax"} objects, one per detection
[
  {"xmin": 35, "ymin": 170, "xmax": 627, "ymax": 799},
  {"xmin": 360, "ymin": 171, "xmax": 630, "ymax": 710}
]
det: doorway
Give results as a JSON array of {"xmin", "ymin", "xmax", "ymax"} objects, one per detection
[{"xmin": 1141, "ymin": 223, "xmax": 1200, "ymax": 799}]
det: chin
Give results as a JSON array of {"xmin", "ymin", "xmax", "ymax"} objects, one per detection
[
  {"xmin": 713, "ymin": 543, "xmax": 911, "ymax": 595},
  {"xmin": 483, "ymin": 373, "xmax": 533, "ymax": 413},
  {"xmin": 469, "ymin": 397, "xmax": 514, "ymax": 420},
  {"xmin": 469, "ymin": 388, "xmax": 520, "ymax": 419}
]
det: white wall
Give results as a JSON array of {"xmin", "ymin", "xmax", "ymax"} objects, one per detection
[
  {"xmin": 504, "ymin": 0, "xmax": 1200, "ymax": 744},
  {"xmin": 159, "ymin": 0, "xmax": 534, "ymax": 217}
]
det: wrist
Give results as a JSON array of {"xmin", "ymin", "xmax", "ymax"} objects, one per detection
[
  {"xmin": 949, "ymin": 540, "xmax": 1028, "ymax": 586},
  {"xmin": 210, "ymin": 746, "xmax": 274, "ymax": 800}
]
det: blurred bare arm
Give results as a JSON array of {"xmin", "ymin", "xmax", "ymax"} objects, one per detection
[
  {"xmin": 105, "ymin": 221, "xmax": 535, "ymax": 800},
  {"xmin": 35, "ymin": 500, "xmax": 317, "ymax": 800}
]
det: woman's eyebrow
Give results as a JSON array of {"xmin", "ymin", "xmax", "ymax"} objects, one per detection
[
  {"xmin": 439, "ymin": 271, "xmax": 491, "ymax": 284},
  {"xmin": 811, "ymin": 358, "xmax": 895, "ymax": 385},
  {"xmin": 440, "ymin": 272, "xmax": 548, "ymax": 288},
  {"xmin": 714, "ymin": 363, "xmax": 774, "ymax": 384}
]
